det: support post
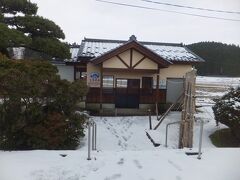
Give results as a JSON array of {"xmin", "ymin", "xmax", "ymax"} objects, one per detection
[
  {"xmin": 100, "ymin": 64, "xmax": 103, "ymax": 112},
  {"xmin": 148, "ymin": 109, "xmax": 152, "ymax": 130},
  {"xmin": 94, "ymin": 123, "xmax": 97, "ymax": 150},
  {"xmin": 197, "ymin": 120, "xmax": 204, "ymax": 160},
  {"xmin": 92, "ymin": 122, "xmax": 95, "ymax": 151},
  {"xmin": 156, "ymin": 74, "xmax": 159, "ymax": 104},
  {"xmin": 155, "ymin": 102, "xmax": 159, "ymax": 119},
  {"xmin": 87, "ymin": 122, "xmax": 91, "ymax": 160}
]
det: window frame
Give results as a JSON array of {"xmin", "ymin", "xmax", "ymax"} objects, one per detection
[
  {"xmin": 116, "ymin": 78, "xmax": 128, "ymax": 88},
  {"xmin": 102, "ymin": 75, "xmax": 114, "ymax": 94}
]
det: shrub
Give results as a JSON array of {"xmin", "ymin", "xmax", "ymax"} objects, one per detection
[
  {"xmin": 0, "ymin": 55, "xmax": 88, "ymax": 150},
  {"xmin": 212, "ymin": 87, "xmax": 240, "ymax": 140}
]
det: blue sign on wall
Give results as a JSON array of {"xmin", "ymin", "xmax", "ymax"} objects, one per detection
[{"xmin": 90, "ymin": 72, "xmax": 100, "ymax": 81}]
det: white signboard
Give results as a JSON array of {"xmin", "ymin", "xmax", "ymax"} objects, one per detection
[
  {"xmin": 89, "ymin": 72, "xmax": 100, "ymax": 87},
  {"xmin": 159, "ymin": 79, "xmax": 167, "ymax": 89},
  {"xmin": 153, "ymin": 79, "xmax": 167, "ymax": 89}
]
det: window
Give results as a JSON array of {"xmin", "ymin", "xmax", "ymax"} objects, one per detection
[
  {"xmin": 103, "ymin": 75, "xmax": 114, "ymax": 88},
  {"xmin": 75, "ymin": 67, "xmax": 87, "ymax": 80},
  {"xmin": 142, "ymin": 77, "xmax": 153, "ymax": 94},
  {"xmin": 103, "ymin": 75, "xmax": 114, "ymax": 94},
  {"xmin": 116, "ymin": 79, "xmax": 128, "ymax": 88}
]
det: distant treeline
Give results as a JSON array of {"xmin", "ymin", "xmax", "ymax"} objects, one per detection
[{"xmin": 187, "ymin": 42, "xmax": 240, "ymax": 77}]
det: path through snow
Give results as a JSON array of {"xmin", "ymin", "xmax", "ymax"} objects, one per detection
[{"xmin": 80, "ymin": 113, "xmax": 181, "ymax": 151}]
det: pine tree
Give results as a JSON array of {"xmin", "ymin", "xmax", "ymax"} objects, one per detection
[
  {"xmin": 188, "ymin": 42, "xmax": 240, "ymax": 76},
  {"xmin": 0, "ymin": 0, "xmax": 70, "ymax": 59}
]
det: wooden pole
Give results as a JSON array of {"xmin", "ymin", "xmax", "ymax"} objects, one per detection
[
  {"xmin": 156, "ymin": 74, "xmax": 159, "ymax": 103},
  {"xmin": 100, "ymin": 64, "xmax": 103, "ymax": 111},
  {"xmin": 178, "ymin": 70, "xmax": 196, "ymax": 148}
]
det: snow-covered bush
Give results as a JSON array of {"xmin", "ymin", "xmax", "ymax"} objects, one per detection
[{"xmin": 212, "ymin": 87, "xmax": 240, "ymax": 140}]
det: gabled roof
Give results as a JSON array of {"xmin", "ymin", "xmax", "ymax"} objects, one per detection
[
  {"xmin": 76, "ymin": 36, "xmax": 205, "ymax": 63},
  {"xmin": 91, "ymin": 39, "xmax": 171, "ymax": 68}
]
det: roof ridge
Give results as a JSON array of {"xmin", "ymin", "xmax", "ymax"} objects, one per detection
[
  {"xmin": 83, "ymin": 37, "xmax": 183, "ymax": 47},
  {"xmin": 83, "ymin": 37, "xmax": 127, "ymax": 44},
  {"xmin": 140, "ymin": 41, "xmax": 183, "ymax": 47}
]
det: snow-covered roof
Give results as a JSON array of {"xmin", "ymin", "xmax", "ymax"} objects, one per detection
[
  {"xmin": 70, "ymin": 46, "xmax": 80, "ymax": 61},
  {"xmin": 76, "ymin": 37, "xmax": 204, "ymax": 63}
]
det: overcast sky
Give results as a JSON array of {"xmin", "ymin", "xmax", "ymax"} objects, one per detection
[{"xmin": 31, "ymin": 0, "xmax": 240, "ymax": 45}]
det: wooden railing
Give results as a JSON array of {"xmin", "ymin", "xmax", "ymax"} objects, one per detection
[{"xmin": 86, "ymin": 88, "xmax": 166, "ymax": 104}]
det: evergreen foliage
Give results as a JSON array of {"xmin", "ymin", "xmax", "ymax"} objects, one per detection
[
  {"xmin": 212, "ymin": 87, "xmax": 240, "ymax": 141},
  {"xmin": 188, "ymin": 42, "xmax": 240, "ymax": 76},
  {"xmin": 31, "ymin": 37, "xmax": 70, "ymax": 59},
  {"xmin": 0, "ymin": 0, "xmax": 70, "ymax": 59},
  {"xmin": 0, "ymin": 23, "xmax": 31, "ymax": 48},
  {"xmin": 0, "ymin": 0, "xmax": 38, "ymax": 15},
  {"xmin": 0, "ymin": 55, "xmax": 88, "ymax": 150}
]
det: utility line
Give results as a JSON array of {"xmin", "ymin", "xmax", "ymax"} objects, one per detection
[
  {"xmin": 96, "ymin": 0, "xmax": 240, "ymax": 22},
  {"xmin": 141, "ymin": 0, "xmax": 240, "ymax": 15}
]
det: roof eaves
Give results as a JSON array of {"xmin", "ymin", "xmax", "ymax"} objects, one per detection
[{"xmin": 184, "ymin": 46, "xmax": 205, "ymax": 62}]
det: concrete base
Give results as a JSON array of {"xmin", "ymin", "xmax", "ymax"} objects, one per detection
[
  {"xmin": 86, "ymin": 103, "xmax": 156, "ymax": 116},
  {"xmin": 139, "ymin": 104, "xmax": 155, "ymax": 110},
  {"xmin": 77, "ymin": 101, "xmax": 86, "ymax": 109},
  {"xmin": 86, "ymin": 103, "xmax": 101, "ymax": 111}
]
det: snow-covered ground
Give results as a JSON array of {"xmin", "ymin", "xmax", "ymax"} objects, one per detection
[
  {"xmin": 1, "ymin": 148, "xmax": 239, "ymax": 180},
  {"xmin": 79, "ymin": 113, "xmax": 180, "ymax": 151},
  {"xmin": 0, "ymin": 76, "xmax": 239, "ymax": 180}
]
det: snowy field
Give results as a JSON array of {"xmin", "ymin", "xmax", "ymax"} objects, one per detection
[
  {"xmin": 0, "ymin": 76, "xmax": 239, "ymax": 180},
  {"xmin": 196, "ymin": 76, "xmax": 240, "ymax": 88}
]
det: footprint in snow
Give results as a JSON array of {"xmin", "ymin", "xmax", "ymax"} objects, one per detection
[
  {"xmin": 117, "ymin": 158, "xmax": 124, "ymax": 165},
  {"xmin": 133, "ymin": 159, "xmax": 143, "ymax": 169},
  {"xmin": 104, "ymin": 173, "xmax": 122, "ymax": 180},
  {"xmin": 168, "ymin": 160, "xmax": 182, "ymax": 171},
  {"xmin": 92, "ymin": 167, "xmax": 99, "ymax": 172},
  {"xmin": 176, "ymin": 176, "xmax": 182, "ymax": 180},
  {"xmin": 122, "ymin": 136, "xmax": 128, "ymax": 141}
]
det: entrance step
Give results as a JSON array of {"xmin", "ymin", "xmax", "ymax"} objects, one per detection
[
  {"xmin": 115, "ymin": 108, "xmax": 148, "ymax": 116},
  {"xmin": 100, "ymin": 108, "xmax": 148, "ymax": 116}
]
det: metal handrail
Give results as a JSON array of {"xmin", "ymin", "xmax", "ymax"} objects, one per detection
[
  {"xmin": 87, "ymin": 118, "xmax": 97, "ymax": 160},
  {"xmin": 165, "ymin": 121, "xmax": 181, "ymax": 147}
]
